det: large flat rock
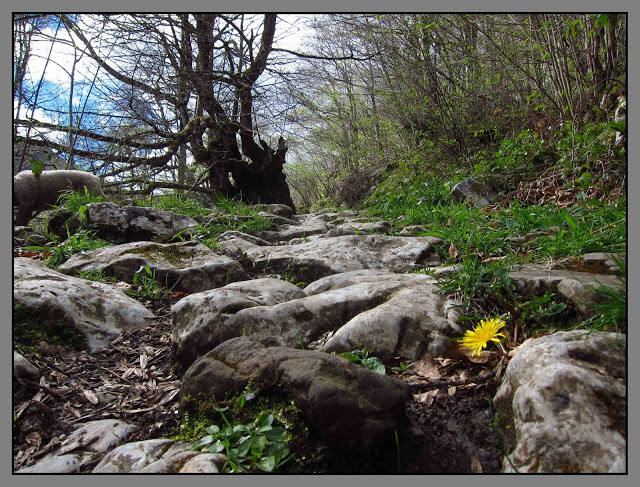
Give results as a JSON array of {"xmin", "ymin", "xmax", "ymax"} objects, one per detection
[
  {"xmin": 58, "ymin": 240, "xmax": 249, "ymax": 293},
  {"xmin": 243, "ymin": 234, "xmax": 444, "ymax": 283}
]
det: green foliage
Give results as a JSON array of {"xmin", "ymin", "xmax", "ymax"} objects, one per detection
[
  {"xmin": 173, "ymin": 195, "xmax": 272, "ymax": 249},
  {"xmin": 337, "ymin": 349, "xmax": 386, "ymax": 375},
  {"xmin": 75, "ymin": 269, "xmax": 118, "ymax": 283},
  {"xmin": 190, "ymin": 410, "xmax": 292, "ymax": 473},
  {"xmin": 133, "ymin": 193, "xmax": 212, "ymax": 218},
  {"xmin": 575, "ymin": 256, "xmax": 626, "ymax": 333},
  {"xmin": 56, "ymin": 186, "xmax": 106, "ymax": 214},
  {"xmin": 127, "ymin": 265, "xmax": 167, "ymax": 299},
  {"xmin": 30, "ymin": 229, "xmax": 111, "ymax": 269}
]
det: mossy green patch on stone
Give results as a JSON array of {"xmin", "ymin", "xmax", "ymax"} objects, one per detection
[{"xmin": 14, "ymin": 303, "xmax": 88, "ymax": 352}]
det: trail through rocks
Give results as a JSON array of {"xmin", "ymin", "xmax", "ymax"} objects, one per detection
[{"xmin": 13, "ymin": 204, "xmax": 626, "ymax": 473}]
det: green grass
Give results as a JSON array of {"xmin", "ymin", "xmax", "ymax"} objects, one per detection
[
  {"xmin": 132, "ymin": 193, "xmax": 212, "ymax": 218},
  {"xmin": 173, "ymin": 195, "xmax": 273, "ymax": 249},
  {"xmin": 25, "ymin": 229, "xmax": 111, "ymax": 269}
]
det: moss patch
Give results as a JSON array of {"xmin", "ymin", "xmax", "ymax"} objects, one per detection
[{"xmin": 14, "ymin": 303, "xmax": 87, "ymax": 352}]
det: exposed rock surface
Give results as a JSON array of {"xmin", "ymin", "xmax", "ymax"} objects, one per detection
[
  {"xmin": 493, "ymin": 331, "xmax": 626, "ymax": 473},
  {"xmin": 16, "ymin": 420, "xmax": 138, "ymax": 473},
  {"xmin": 171, "ymin": 270, "xmax": 462, "ymax": 373},
  {"xmin": 84, "ymin": 202, "xmax": 198, "ymax": 242},
  {"xmin": 14, "ymin": 257, "xmax": 155, "ymax": 352},
  {"xmin": 180, "ymin": 337, "xmax": 410, "ymax": 452},
  {"xmin": 171, "ymin": 278, "xmax": 306, "ymax": 371},
  {"xmin": 93, "ymin": 439, "xmax": 226, "ymax": 473},
  {"xmin": 13, "ymin": 351, "xmax": 40, "ymax": 380},
  {"xmin": 450, "ymin": 178, "xmax": 494, "ymax": 208},
  {"xmin": 509, "ymin": 263, "xmax": 622, "ymax": 317},
  {"xmin": 58, "ymin": 241, "xmax": 249, "ymax": 293},
  {"xmin": 243, "ymin": 234, "xmax": 444, "ymax": 283}
]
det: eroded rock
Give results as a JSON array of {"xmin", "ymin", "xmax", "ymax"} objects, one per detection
[
  {"xmin": 84, "ymin": 202, "xmax": 198, "ymax": 242},
  {"xmin": 17, "ymin": 420, "xmax": 138, "ymax": 473},
  {"xmin": 509, "ymin": 264, "xmax": 622, "ymax": 317},
  {"xmin": 171, "ymin": 278, "xmax": 306, "ymax": 371},
  {"xmin": 58, "ymin": 241, "xmax": 249, "ymax": 293},
  {"xmin": 243, "ymin": 234, "xmax": 444, "ymax": 283},
  {"xmin": 14, "ymin": 258, "xmax": 155, "ymax": 352},
  {"xmin": 92, "ymin": 439, "xmax": 226, "ymax": 473},
  {"xmin": 180, "ymin": 337, "xmax": 410, "ymax": 452},
  {"xmin": 493, "ymin": 330, "xmax": 626, "ymax": 473}
]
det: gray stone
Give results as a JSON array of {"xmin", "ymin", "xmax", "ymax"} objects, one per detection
[
  {"xmin": 13, "ymin": 351, "xmax": 40, "ymax": 380},
  {"xmin": 581, "ymin": 252, "xmax": 625, "ymax": 274},
  {"xmin": 509, "ymin": 264, "xmax": 623, "ymax": 317},
  {"xmin": 259, "ymin": 221, "xmax": 328, "ymax": 242},
  {"xmin": 172, "ymin": 270, "xmax": 461, "ymax": 372},
  {"xmin": 17, "ymin": 419, "xmax": 138, "ymax": 473},
  {"xmin": 398, "ymin": 225, "xmax": 429, "ymax": 236},
  {"xmin": 494, "ymin": 331, "xmax": 626, "ymax": 473},
  {"xmin": 450, "ymin": 178, "xmax": 493, "ymax": 208},
  {"xmin": 254, "ymin": 203, "xmax": 295, "ymax": 217},
  {"xmin": 58, "ymin": 240, "xmax": 249, "ymax": 293},
  {"xmin": 180, "ymin": 337, "xmax": 410, "ymax": 452},
  {"xmin": 92, "ymin": 439, "xmax": 226, "ymax": 473},
  {"xmin": 243, "ymin": 234, "xmax": 444, "ymax": 283},
  {"xmin": 84, "ymin": 202, "xmax": 198, "ymax": 242},
  {"xmin": 14, "ymin": 258, "xmax": 154, "ymax": 352},
  {"xmin": 171, "ymin": 278, "xmax": 306, "ymax": 371}
]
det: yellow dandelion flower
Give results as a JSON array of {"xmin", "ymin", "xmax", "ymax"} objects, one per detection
[{"xmin": 460, "ymin": 317, "xmax": 506, "ymax": 357}]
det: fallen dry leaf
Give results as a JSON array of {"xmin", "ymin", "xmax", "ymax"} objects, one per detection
[
  {"xmin": 470, "ymin": 457, "xmax": 483, "ymax": 473},
  {"xmin": 82, "ymin": 389, "xmax": 99, "ymax": 405},
  {"xmin": 414, "ymin": 389, "xmax": 438, "ymax": 406},
  {"xmin": 140, "ymin": 353, "xmax": 148, "ymax": 370},
  {"xmin": 448, "ymin": 242, "xmax": 459, "ymax": 259},
  {"xmin": 412, "ymin": 358, "xmax": 441, "ymax": 380}
]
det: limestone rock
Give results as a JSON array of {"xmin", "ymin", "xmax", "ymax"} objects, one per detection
[
  {"xmin": 84, "ymin": 202, "xmax": 198, "ymax": 242},
  {"xmin": 450, "ymin": 178, "xmax": 493, "ymax": 208},
  {"xmin": 254, "ymin": 203, "xmax": 295, "ymax": 217},
  {"xmin": 172, "ymin": 270, "xmax": 461, "ymax": 373},
  {"xmin": 509, "ymin": 264, "xmax": 622, "ymax": 317},
  {"xmin": 180, "ymin": 337, "xmax": 410, "ymax": 452},
  {"xmin": 17, "ymin": 420, "xmax": 138, "ymax": 473},
  {"xmin": 58, "ymin": 240, "xmax": 249, "ymax": 293},
  {"xmin": 171, "ymin": 278, "xmax": 306, "ymax": 372},
  {"xmin": 13, "ymin": 351, "xmax": 40, "ymax": 380},
  {"xmin": 92, "ymin": 439, "xmax": 225, "ymax": 473},
  {"xmin": 493, "ymin": 331, "xmax": 626, "ymax": 473},
  {"xmin": 14, "ymin": 258, "xmax": 155, "ymax": 352},
  {"xmin": 243, "ymin": 234, "xmax": 444, "ymax": 283}
]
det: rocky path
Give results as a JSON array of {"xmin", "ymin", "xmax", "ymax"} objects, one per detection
[{"xmin": 13, "ymin": 203, "xmax": 626, "ymax": 473}]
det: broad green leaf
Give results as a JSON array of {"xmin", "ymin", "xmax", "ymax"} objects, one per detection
[
  {"xmin": 236, "ymin": 437, "xmax": 252, "ymax": 457},
  {"xmin": 250, "ymin": 435, "xmax": 267, "ymax": 456},
  {"xmin": 256, "ymin": 455, "xmax": 276, "ymax": 472},
  {"xmin": 255, "ymin": 412, "xmax": 274, "ymax": 429},
  {"xmin": 263, "ymin": 427, "xmax": 287, "ymax": 442},
  {"xmin": 191, "ymin": 435, "xmax": 214, "ymax": 450},
  {"xmin": 206, "ymin": 440, "xmax": 225, "ymax": 453},
  {"xmin": 206, "ymin": 425, "xmax": 220, "ymax": 435},
  {"xmin": 361, "ymin": 357, "xmax": 386, "ymax": 375},
  {"xmin": 337, "ymin": 351, "xmax": 360, "ymax": 362}
]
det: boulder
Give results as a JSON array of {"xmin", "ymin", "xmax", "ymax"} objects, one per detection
[
  {"xmin": 172, "ymin": 270, "xmax": 462, "ymax": 373},
  {"xmin": 14, "ymin": 258, "xmax": 155, "ymax": 352},
  {"xmin": 84, "ymin": 202, "xmax": 198, "ymax": 242},
  {"xmin": 493, "ymin": 331, "xmax": 626, "ymax": 473},
  {"xmin": 17, "ymin": 420, "xmax": 138, "ymax": 473},
  {"xmin": 254, "ymin": 203, "xmax": 295, "ymax": 217},
  {"xmin": 92, "ymin": 439, "xmax": 225, "ymax": 473},
  {"xmin": 171, "ymin": 278, "xmax": 306, "ymax": 371},
  {"xmin": 243, "ymin": 234, "xmax": 444, "ymax": 283},
  {"xmin": 13, "ymin": 351, "xmax": 40, "ymax": 380},
  {"xmin": 509, "ymin": 264, "xmax": 622, "ymax": 317},
  {"xmin": 58, "ymin": 241, "xmax": 249, "ymax": 293},
  {"xmin": 450, "ymin": 178, "xmax": 493, "ymax": 208},
  {"xmin": 180, "ymin": 337, "xmax": 410, "ymax": 452}
]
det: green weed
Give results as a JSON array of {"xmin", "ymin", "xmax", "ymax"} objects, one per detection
[{"xmin": 336, "ymin": 349, "xmax": 386, "ymax": 375}]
